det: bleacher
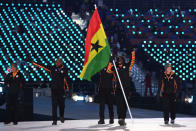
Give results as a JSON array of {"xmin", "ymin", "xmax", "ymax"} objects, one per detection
[
  {"xmin": 0, "ymin": 3, "xmax": 85, "ymax": 82},
  {"xmin": 105, "ymin": 8, "xmax": 195, "ymax": 81},
  {"xmin": 0, "ymin": 4, "xmax": 195, "ymax": 83}
]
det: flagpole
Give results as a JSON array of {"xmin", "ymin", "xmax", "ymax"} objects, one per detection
[
  {"xmin": 112, "ymin": 59, "xmax": 133, "ymax": 121},
  {"xmin": 93, "ymin": 3, "xmax": 133, "ymax": 123}
]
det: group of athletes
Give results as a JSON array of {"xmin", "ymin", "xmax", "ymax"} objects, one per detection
[{"xmin": 3, "ymin": 49, "xmax": 179, "ymax": 126}]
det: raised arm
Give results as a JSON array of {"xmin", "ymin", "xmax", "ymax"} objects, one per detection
[
  {"xmin": 129, "ymin": 50, "xmax": 135, "ymax": 72},
  {"xmin": 32, "ymin": 62, "xmax": 51, "ymax": 72}
]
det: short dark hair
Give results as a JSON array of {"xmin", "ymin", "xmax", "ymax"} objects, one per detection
[
  {"xmin": 117, "ymin": 56, "xmax": 125, "ymax": 64},
  {"xmin": 56, "ymin": 58, "xmax": 63, "ymax": 63},
  {"xmin": 11, "ymin": 63, "xmax": 18, "ymax": 68},
  {"xmin": 164, "ymin": 63, "xmax": 172, "ymax": 70}
]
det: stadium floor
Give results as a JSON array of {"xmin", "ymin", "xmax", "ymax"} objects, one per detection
[{"xmin": 0, "ymin": 118, "xmax": 196, "ymax": 131}]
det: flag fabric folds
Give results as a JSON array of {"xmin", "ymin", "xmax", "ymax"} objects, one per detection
[{"xmin": 79, "ymin": 8, "xmax": 111, "ymax": 81}]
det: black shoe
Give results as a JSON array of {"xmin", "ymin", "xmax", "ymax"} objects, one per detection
[
  {"xmin": 164, "ymin": 121, "xmax": 169, "ymax": 124},
  {"xmin": 52, "ymin": 121, "xmax": 57, "ymax": 125},
  {"xmin": 4, "ymin": 122, "xmax": 11, "ymax": 125},
  {"xmin": 171, "ymin": 120, "xmax": 175, "ymax": 124},
  {"xmin": 118, "ymin": 119, "xmax": 126, "ymax": 126},
  {"xmin": 109, "ymin": 119, "xmax": 114, "ymax": 124},
  {"xmin": 60, "ymin": 117, "xmax": 64, "ymax": 123},
  {"xmin": 98, "ymin": 120, "xmax": 105, "ymax": 124},
  {"xmin": 13, "ymin": 122, "xmax": 18, "ymax": 125}
]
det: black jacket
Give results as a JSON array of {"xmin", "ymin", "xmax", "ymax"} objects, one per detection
[
  {"xmin": 159, "ymin": 72, "xmax": 178, "ymax": 96},
  {"xmin": 33, "ymin": 62, "xmax": 68, "ymax": 93},
  {"xmin": 98, "ymin": 68, "xmax": 114, "ymax": 93},
  {"xmin": 4, "ymin": 71, "xmax": 25, "ymax": 97},
  {"xmin": 111, "ymin": 63, "xmax": 133, "ymax": 93},
  {"xmin": 48, "ymin": 66, "xmax": 67, "ymax": 90}
]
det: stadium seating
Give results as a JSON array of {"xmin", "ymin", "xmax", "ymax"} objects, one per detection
[
  {"xmin": 106, "ymin": 8, "xmax": 195, "ymax": 81},
  {"xmin": 0, "ymin": 3, "xmax": 85, "ymax": 82}
]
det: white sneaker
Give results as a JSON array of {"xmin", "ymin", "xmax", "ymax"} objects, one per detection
[{"xmin": 171, "ymin": 120, "xmax": 175, "ymax": 124}]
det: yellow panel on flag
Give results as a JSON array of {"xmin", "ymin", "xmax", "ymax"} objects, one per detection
[{"xmin": 79, "ymin": 9, "xmax": 111, "ymax": 81}]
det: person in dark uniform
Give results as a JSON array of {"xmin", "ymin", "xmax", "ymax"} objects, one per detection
[
  {"xmin": 109, "ymin": 50, "xmax": 135, "ymax": 126},
  {"xmin": 157, "ymin": 63, "xmax": 178, "ymax": 124},
  {"xmin": 98, "ymin": 63, "xmax": 115, "ymax": 124},
  {"xmin": 32, "ymin": 58, "xmax": 69, "ymax": 125},
  {"xmin": 4, "ymin": 63, "xmax": 25, "ymax": 125}
]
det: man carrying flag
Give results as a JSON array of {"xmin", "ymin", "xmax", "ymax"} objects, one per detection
[
  {"xmin": 79, "ymin": 8, "xmax": 111, "ymax": 81},
  {"xmin": 98, "ymin": 62, "xmax": 115, "ymax": 124},
  {"xmin": 79, "ymin": 7, "xmax": 114, "ymax": 124},
  {"xmin": 79, "ymin": 7, "xmax": 135, "ymax": 126}
]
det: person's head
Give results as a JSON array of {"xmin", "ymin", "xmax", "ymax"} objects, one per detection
[
  {"xmin": 117, "ymin": 56, "xmax": 125, "ymax": 65},
  {"xmin": 165, "ymin": 63, "xmax": 172, "ymax": 73},
  {"xmin": 11, "ymin": 63, "xmax": 18, "ymax": 73},
  {"xmin": 55, "ymin": 58, "xmax": 63, "ymax": 67}
]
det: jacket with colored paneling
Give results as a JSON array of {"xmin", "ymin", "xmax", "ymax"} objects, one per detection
[
  {"xmin": 108, "ymin": 50, "xmax": 135, "ymax": 93},
  {"xmin": 98, "ymin": 67, "xmax": 114, "ymax": 93},
  {"xmin": 4, "ymin": 71, "xmax": 25, "ymax": 97},
  {"xmin": 160, "ymin": 71, "xmax": 178, "ymax": 95},
  {"xmin": 32, "ymin": 62, "xmax": 69, "ymax": 94}
]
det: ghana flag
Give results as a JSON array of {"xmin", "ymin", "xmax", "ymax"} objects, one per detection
[{"xmin": 79, "ymin": 8, "xmax": 111, "ymax": 81}]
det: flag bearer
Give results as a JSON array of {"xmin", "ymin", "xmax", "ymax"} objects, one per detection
[
  {"xmin": 98, "ymin": 63, "xmax": 115, "ymax": 124},
  {"xmin": 109, "ymin": 50, "xmax": 135, "ymax": 126}
]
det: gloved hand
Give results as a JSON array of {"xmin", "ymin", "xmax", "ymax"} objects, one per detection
[
  {"xmin": 109, "ymin": 55, "xmax": 114, "ymax": 62},
  {"xmin": 17, "ymin": 96, "xmax": 23, "ymax": 104},
  {"xmin": 156, "ymin": 92, "xmax": 163, "ymax": 102},
  {"xmin": 127, "ymin": 92, "xmax": 132, "ymax": 99},
  {"xmin": 110, "ymin": 91, "xmax": 115, "ymax": 96}
]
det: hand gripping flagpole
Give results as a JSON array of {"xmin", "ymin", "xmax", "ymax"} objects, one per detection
[
  {"xmin": 93, "ymin": 3, "xmax": 133, "ymax": 124},
  {"xmin": 94, "ymin": 4, "xmax": 97, "ymax": 9},
  {"xmin": 112, "ymin": 59, "xmax": 133, "ymax": 122}
]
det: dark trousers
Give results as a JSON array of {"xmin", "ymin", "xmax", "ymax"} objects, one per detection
[
  {"xmin": 52, "ymin": 92, "xmax": 65, "ymax": 122},
  {"xmin": 163, "ymin": 94, "xmax": 176, "ymax": 121},
  {"xmin": 99, "ymin": 91, "xmax": 114, "ymax": 120},
  {"xmin": 116, "ymin": 90, "xmax": 127, "ymax": 119},
  {"xmin": 5, "ymin": 95, "xmax": 18, "ymax": 123}
]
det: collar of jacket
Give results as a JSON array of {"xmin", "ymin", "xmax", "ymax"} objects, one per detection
[
  {"xmin": 164, "ymin": 71, "xmax": 175, "ymax": 80},
  {"xmin": 12, "ymin": 70, "xmax": 19, "ymax": 78}
]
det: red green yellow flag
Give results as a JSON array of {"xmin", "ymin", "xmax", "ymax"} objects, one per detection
[{"xmin": 79, "ymin": 8, "xmax": 111, "ymax": 81}]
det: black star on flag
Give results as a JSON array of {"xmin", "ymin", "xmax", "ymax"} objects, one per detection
[{"xmin": 91, "ymin": 40, "xmax": 103, "ymax": 53}]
